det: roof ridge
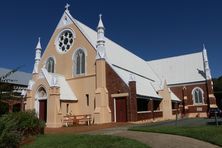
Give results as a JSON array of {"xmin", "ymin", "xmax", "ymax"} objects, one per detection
[
  {"xmin": 0, "ymin": 67, "xmax": 31, "ymax": 75},
  {"xmin": 147, "ymin": 51, "xmax": 203, "ymax": 62},
  {"xmin": 74, "ymin": 18, "xmax": 150, "ymax": 64},
  {"xmin": 73, "ymin": 15, "xmax": 160, "ymax": 81}
]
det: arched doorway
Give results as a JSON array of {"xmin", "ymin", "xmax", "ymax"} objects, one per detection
[{"xmin": 35, "ymin": 87, "xmax": 47, "ymax": 122}]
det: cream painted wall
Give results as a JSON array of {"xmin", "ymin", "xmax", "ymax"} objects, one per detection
[
  {"xmin": 159, "ymin": 82, "xmax": 174, "ymax": 120},
  {"xmin": 38, "ymin": 23, "xmax": 96, "ymax": 79},
  {"xmin": 26, "ymin": 18, "xmax": 98, "ymax": 127}
]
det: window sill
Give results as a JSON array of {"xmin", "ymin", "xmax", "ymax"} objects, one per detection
[
  {"xmin": 192, "ymin": 103, "xmax": 207, "ymax": 106},
  {"xmin": 137, "ymin": 111, "xmax": 152, "ymax": 114},
  {"xmin": 154, "ymin": 110, "xmax": 163, "ymax": 112}
]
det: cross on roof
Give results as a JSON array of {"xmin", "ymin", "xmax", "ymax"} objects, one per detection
[{"xmin": 65, "ymin": 3, "xmax": 70, "ymax": 11}]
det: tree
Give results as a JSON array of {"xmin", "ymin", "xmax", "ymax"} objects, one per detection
[
  {"xmin": 0, "ymin": 66, "xmax": 23, "ymax": 114},
  {"xmin": 213, "ymin": 76, "xmax": 222, "ymax": 109}
]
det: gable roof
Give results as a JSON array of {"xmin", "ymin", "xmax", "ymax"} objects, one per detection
[
  {"xmin": 147, "ymin": 52, "xmax": 206, "ymax": 85},
  {"xmin": 0, "ymin": 68, "xmax": 32, "ymax": 86},
  {"xmin": 61, "ymin": 11, "xmax": 161, "ymax": 99},
  {"xmin": 41, "ymin": 68, "xmax": 77, "ymax": 101}
]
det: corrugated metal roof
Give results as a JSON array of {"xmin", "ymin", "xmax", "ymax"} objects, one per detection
[
  {"xmin": 147, "ymin": 52, "xmax": 206, "ymax": 85},
  {"xmin": 73, "ymin": 19, "xmax": 160, "ymax": 82},
  {"xmin": 112, "ymin": 65, "xmax": 162, "ymax": 99},
  {"xmin": 0, "ymin": 68, "xmax": 32, "ymax": 86},
  {"xmin": 169, "ymin": 89, "xmax": 181, "ymax": 102},
  {"xmin": 63, "ymin": 11, "xmax": 161, "ymax": 98}
]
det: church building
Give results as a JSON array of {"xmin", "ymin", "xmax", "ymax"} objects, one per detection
[{"xmin": 25, "ymin": 5, "xmax": 216, "ymax": 127}]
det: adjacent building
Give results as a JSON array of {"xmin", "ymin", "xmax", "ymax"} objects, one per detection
[{"xmin": 0, "ymin": 68, "xmax": 31, "ymax": 114}]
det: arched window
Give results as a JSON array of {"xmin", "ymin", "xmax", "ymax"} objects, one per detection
[
  {"xmin": 46, "ymin": 57, "xmax": 55, "ymax": 73},
  {"xmin": 36, "ymin": 87, "xmax": 47, "ymax": 99},
  {"xmin": 74, "ymin": 49, "xmax": 85, "ymax": 75},
  {"xmin": 192, "ymin": 87, "xmax": 204, "ymax": 104}
]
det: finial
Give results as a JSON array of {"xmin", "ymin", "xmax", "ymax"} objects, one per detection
[
  {"xmin": 65, "ymin": 3, "xmax": 70, "ymax": 11},
  {"xmin": 36, "ymin": 37, "xmax": 42, "ymax": 50},
  {"xmin": 203, "ymin": 43, "xmax": 206, "ymax": 50},
  {"xmin": 97, "ymin": 13, "xmax": 104, "ymax": 29}
]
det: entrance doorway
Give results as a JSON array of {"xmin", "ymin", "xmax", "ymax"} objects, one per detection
[
  {"xmin": 39, "ymin": 100, "xmax": 47, "ymax": 122},
  {"xmin": 35, "ymin": 87, "xmax": 48, "ymax": 122},
  {"xmin": 115, "ymin": 97, "xmax": 127, "ymax": 122}
]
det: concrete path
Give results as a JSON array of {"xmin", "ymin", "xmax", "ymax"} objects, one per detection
[
  {"xmin": 114, "ymin": 131, "xmax": 219, "ymax": 148},
  {"xmin": 86, "ymin": 126, "xmax": 219, "ymax": 148}
]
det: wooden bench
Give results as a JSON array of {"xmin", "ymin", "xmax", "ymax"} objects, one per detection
[
  {"xmin": 62, "ymin": 114, "xmax": 92, "ymax": 126},
  {"xmin": 75, "ymin": 114, "xmax": 92, "ymax": 125},
  {"xmin": 63, "ymin": 115, "xmax": 77, "ymax": 127}
]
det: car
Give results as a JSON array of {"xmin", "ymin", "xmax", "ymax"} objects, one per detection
[{"xmin": 208, "ymin": 108, "xmax": 222, "ymax": 118}]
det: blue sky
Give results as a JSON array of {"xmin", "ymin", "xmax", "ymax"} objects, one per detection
[{"xmin": 0, "ymin": 0, "xmax": 221, "ymax": 78}]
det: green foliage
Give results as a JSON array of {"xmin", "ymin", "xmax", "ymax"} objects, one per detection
[
  {"xmin": 13, "ymin": 110, "xmax": 45, "ymax": 137},
  {"xmin": 130, "ymin": 125, "xmax": 222, "ymax": 146},
  {"xmin": 0, "ymin": 113, "xmax": 21, "ymax": 148},
  {"xmin": 0, "ymin": 102, "xmax": 9, "ymax": 115},
  {"xmin": 22, "ymin": 134, "xmax": 149, "ymax": 148},
  {"xmin": 0, "ymin": 110, "xmax": 45, "ymax": 148}
]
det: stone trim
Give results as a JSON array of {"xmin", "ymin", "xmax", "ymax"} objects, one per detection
[{"xmin": 111, "ymin": 93, "xmax": 129, "ymax": 98}]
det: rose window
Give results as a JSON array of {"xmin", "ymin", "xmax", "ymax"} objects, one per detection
[{"xmin": 58, "ymin": 30, "xmax": 74, "ymax": 52}]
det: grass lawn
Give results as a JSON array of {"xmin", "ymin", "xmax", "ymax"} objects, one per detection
[
  {"xmin": 22, "ymin": 134, "xmax": 149, "ymax": 148},
  {"xmin": 130, "ymin": 125, "xmax": 222, "ymax": 146}
]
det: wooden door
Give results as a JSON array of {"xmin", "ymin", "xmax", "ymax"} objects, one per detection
[
  {"xmin": 116, "ymin": 97, "xmax": 127, "ymax": 122},
  {"xmin": 39, "ymin": 100, "xmax": 47, "ymax": 122}
]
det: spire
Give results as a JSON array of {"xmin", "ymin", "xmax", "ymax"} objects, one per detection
[
  {"xmin": 36, "ymin": 37, "xmax": 42, "ymax": 50},
  {"xmin": 202, "ymin": 44, "xmax": 211, "ymax": 80},
  {"xmin": 96, "ymin": 14, "xmax": 106, "ymax": 59},
  {"xmin": 33, "ymin": 37, "xmax": 42, "ymax": 74},
  {"xmin": 97, "ymin": 14, "xmax": 104, "ymax": 29},
  {"xmin": 203, "ymin": 43, "xmax": 208, "ymax": 62}
]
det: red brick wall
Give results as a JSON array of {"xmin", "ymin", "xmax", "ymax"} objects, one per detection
[
  {"xmin": 129, "ymin": 81, "xmax": 137, "ymax": 121},
  {"xmin": 153, "ymin": 111, "xmax": 163, "ymax": 118},
  {"xmin": 207, "ymin": 80, "xmax": 216, "ymax": 105},
  {"xmin": 188, "ymin": 105, "xmax": 208, "ymax": 113},
  {"xmin": 137, "ymin": 112, "xmax": 152, "ymax": 120},
  {"xmin": 170, "ymin": 82, "xmax": 210, "ymax": 115},
  {"xmin": 105, "ymin": 63, "xmax": 129, "ymax": 121},
  {"xmin": 172, "ymin": 109, "xmax": 177, "ymax": 115}
]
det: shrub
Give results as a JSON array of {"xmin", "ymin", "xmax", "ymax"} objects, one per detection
[
  {"xmin": 0, "ymin": 114, "xmax": 21, "ymax": 148},
  {"xmin": 15, "ymin": 110, "xmax": 45, "ymax": 137},
  {"xmin": 0, "ymin": 110, "xmax": 45, "ymax": 148}
]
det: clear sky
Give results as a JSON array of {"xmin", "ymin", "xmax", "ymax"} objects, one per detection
[{"xmin": 0, "ymin": 0, "xmax": 221, "ymax": 78}]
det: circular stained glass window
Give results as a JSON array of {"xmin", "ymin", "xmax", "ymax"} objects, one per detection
[{"xmin": 57, "ymin": 30, "xmax": 74, "ymax": 53}]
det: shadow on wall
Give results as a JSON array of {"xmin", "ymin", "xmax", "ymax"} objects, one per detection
[{"xmin": 197, "ymin": 68, "xmax": 206, "ymax": 79}]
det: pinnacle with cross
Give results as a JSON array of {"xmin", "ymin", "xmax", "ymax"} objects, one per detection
[{"xmin": 65, "ymin": 3, "xmax": 70, "ymax": 11}]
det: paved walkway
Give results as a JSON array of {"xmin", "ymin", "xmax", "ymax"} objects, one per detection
[
  {"xmin": 86, "ymin": 126, "xmax": 219, "ymax": 148},
  {"xmin": 114, "ymin": 131, "xmax": 219, "ymax": 148},
  {"xmin": 45, "ymin": 119, "xmax": 220, "ymax": 148}
]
